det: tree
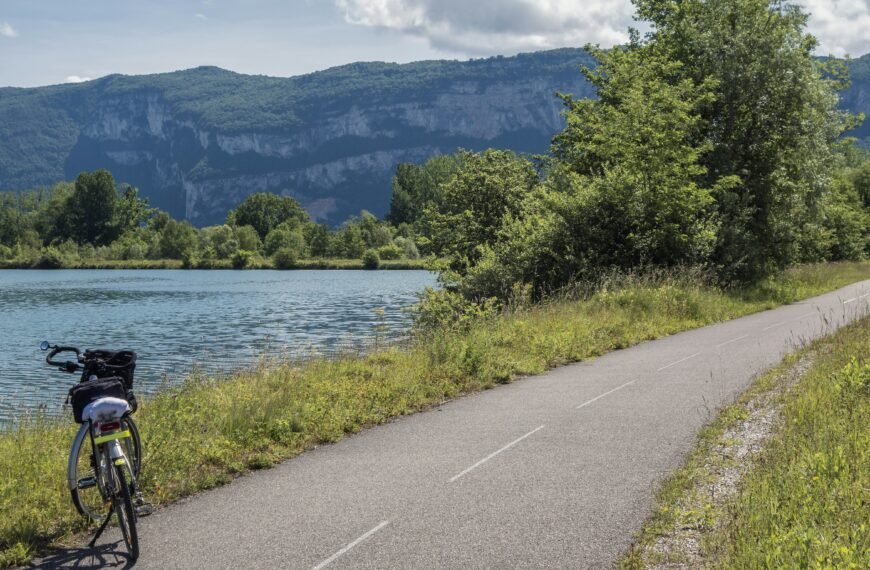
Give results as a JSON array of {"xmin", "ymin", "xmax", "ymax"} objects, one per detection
[
  {"xmin": 388, "ymin": 155, "xmax": 462, "ymax": 226},
  {"xmin": 228, "ymin": 193, "xmax": 309, "ymax": 240},
  {"xmin": 63, "ymin": 170, "xmax": 119, "ymax": 245},
  {"xmin": 427, "ymin": 149, "xmax": 538, "ymax": 273},
  {"xmin": 113, "ymin": 185, "xmax": 151, "ymax": 236},
  {"xmin": 264, "ymin": 223, "xmax": 307, "ymax": 256},
  {"xmin": 632, "ymin": 0, "xmax": 858, "ymax": 280},
  {"xmin": 157, "ymin": 219, "xmax": 197, "ymax": 259},
  {"xmin": 552, "ymin": 44, "xmax": 722, "ymax": 270}
]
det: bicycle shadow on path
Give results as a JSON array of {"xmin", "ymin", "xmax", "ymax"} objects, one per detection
[{"xmin": 27, "ymin": 541, "xmax": 134, "ymax": 569}]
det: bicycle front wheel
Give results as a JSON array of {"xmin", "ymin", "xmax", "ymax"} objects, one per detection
[{"xmin": 114, "ymin": 464, "xmax": 139, "ymax": 560}]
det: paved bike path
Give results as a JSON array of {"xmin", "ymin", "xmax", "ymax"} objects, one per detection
[{"xmin": 33, "ymin": 280, "xmax": 870, "ymax": 569}]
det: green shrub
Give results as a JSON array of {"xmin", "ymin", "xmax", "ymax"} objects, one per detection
[
  {"xmin": 361, "ymin": 248, "xmax": 380, "ymax": 269},
  {"xmin": 273, "ymin": 247, "xmax": 298, "ymax": 269},
  {"xmin": 33, "ymin": 246, "xmax": 65, "ymax": 269},
  {"xmin": 231, "ymin": 250, "xmax": 254, "ymax": 269},
  {"xmin": 376, "ymin": 244, "xmax": 403, "ymax": 260}
]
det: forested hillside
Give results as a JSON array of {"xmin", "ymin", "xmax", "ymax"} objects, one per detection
[{"xmin": 0, "ymin": 48, "xmax": 866, "ymax": 226}]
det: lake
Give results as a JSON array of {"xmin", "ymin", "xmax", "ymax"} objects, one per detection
[{"xmin": 0, "ymin": 270, "xmax": 437, "ymax": 423}]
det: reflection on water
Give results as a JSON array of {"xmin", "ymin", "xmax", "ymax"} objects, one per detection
[{"xmin": 0, "ymin": 269, "xmax": 436, "ymax": 423}]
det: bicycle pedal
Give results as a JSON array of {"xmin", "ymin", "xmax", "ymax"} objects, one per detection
[
  {"xmin": 77, "ymin": 477, "xmax": 97, "ymax": 489},
  {"xmin": 135, "ymin": 503, "xmax": 154, "ymax": 517}
]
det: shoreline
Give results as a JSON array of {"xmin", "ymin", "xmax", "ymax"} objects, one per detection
[{"xmin": 0, "ymin": 258, "xmax": 431, "ymax": 271}]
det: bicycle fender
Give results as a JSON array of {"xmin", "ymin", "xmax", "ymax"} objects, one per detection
[{"xmin": 67, "ymin": 423, "xmax": 90, "ymax": 491}]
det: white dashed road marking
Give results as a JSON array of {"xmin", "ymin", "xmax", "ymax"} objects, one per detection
[
  {"xmin": 449, "ymin": 425, "xmax": 545, "ymax": 483},
  {"xmin": 715, "ymin": 335, "xmax": 748, "ymax": 349},
  {"xmin": 311, "ymin": 521, "xmax": 390, "ymax": 570},
  {"xmin": 656, "ymin": 352, "xmax": 701, "ymax": 372},
  {"xmin": 576, "ymin": 380, "xmax": 637, "ymax": 410}
]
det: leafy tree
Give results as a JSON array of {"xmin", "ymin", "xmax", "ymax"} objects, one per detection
[
  {"xmin": 233, "ymin": 225, "xmax": 262, "ymax": 252},
  {"xmin": 157, "ymin": 219, "xmax": 197, "ymax": 259},
  {"xmin": 328, "ymin": 220, "xmax": 368, "ymax": 258},
  {"xmin": 631, "ymin": 0, "xmax": 859, "ymax": 279},
  {"xmin": 200, "ymin": 225, "xmax": 240, "ymax": 258},
  {"xmin": 388, "ymin": 155, "xmax": 462, "ymax": 226},
  {"xmin": 304, "ymin": 223, "xmax": 331, "ymax": 257},
  {"xmin": 228, "ymin": 193, "xmax": 309, "ymax": 239},
  {"xmin": 427, "ymin": 149, "xmax": 538, "ymax": 273},
  {"xmin": 264, "ymin": 223, "xmax": 307, "ymax": 256},
  {"xmin": 63, "ymin": 170, "xmax": 119, "ymax": 245},
  {"xmin": 552, "ymin": 44, "xmax": 722, "ymax": 269},
  {"xmin": 113, "ymin": 185, "xmax": 151, "ymax": 236}
]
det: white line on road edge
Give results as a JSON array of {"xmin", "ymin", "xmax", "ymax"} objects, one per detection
[
  {"xmin": 656, "ymin": 352, "xmax": 701, "ymax": 372},
  {"xmin": 576, "ymin": 380, "xmax": 636, "ymax": 410},
  {"xmin": 449, "ymin": 425, "xmax": 545, "ymax": 483},
  {"xmin": 761, "ymin": 321, "xmax": 787, "ymax": 331},
  {"xmin": 843, "ymin": 298, "xmax": 857, "ymax": 305},
  {"xmin": 795, "ymin": 311, "xmax": 817, "ymax": 320},
  {"xmin": 311, "ymin": 521, "xmax": 390, "ymax": 570},
  {"xmin": 715, "ymin": 335, "xmax": 748, "ymax": 349},
  {"xmin": 860, "ymin": 293, "xmax": 869, "ymax": 299}
]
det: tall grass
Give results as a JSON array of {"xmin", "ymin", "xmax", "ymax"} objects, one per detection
[
  {"xmin": 713, "ymin": 323, "xmax": 869, "ymax": 568},
  {"xmin": 0, "ymin": 261, "xmax": 867, "ymax": 566},
  {"xmin": 621, "ymin": 314, "xmax": 869, "ymax": 569}
]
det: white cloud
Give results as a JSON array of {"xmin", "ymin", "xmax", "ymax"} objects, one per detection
[
  {"xmin": 797, "ymin": 0, "xmax": 870, "ymax": 57},
  {"xmin": 335, "ymin": 0, "xmax": 870, "ymax": 57},
  {"xmin": 64, "ymin": 75, "xmax": 92, "ymax": 83},
  {"xmin": 335, "ymin": 0, "xmax": 633, "ymax": 54},
  {"xmin": 0, "ymin": 21, "xmax": 18, "ymax": 38},
  {"xmin": 195, "ymin": 13, "xmax": 209, "ymax": 21}
]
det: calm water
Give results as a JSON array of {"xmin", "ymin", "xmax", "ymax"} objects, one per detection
[{"xmin": 0, "ymin": 270, "xmax": 436, "ymax": 423}]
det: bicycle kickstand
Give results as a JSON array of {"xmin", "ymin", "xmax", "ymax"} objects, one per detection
[{"xmin": 89, "ymin": 506, "xmax": 114, "ymax": 548}]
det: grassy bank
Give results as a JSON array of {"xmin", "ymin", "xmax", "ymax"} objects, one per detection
[
  {"xmin": 0, "ymin": 261, "xmax": 868, "ymax": 566},
  {"xmin": 621, "ymin": 312, "xmax": 869, "ymax": 568},
  {"xmin": 0, "ymin": 258, "xmax": 429, "ymax": 270}
]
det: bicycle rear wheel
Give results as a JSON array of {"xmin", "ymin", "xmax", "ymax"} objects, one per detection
[
  {"xmin": 114, "ymin": 464, "xmax": 139, "ymax": 560},
  {"xmin": 70, "ymin": 417, "xmax": 141, "ymax": 522}
]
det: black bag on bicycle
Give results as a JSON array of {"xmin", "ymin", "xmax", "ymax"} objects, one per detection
[
  {"xmin": 81, "ymin": 349, "xmax": 138, "ymax": 413},
  {"xmin": 68, "ymin": 376, "xmax": 128, "ymax": 423}
]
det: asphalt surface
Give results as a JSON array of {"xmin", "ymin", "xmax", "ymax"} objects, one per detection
[{"xmin": 33, "ymin": 280, "xmax": 870, "ymax": 569}]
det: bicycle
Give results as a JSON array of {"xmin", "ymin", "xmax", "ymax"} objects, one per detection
[{"xmin": 41, "ymin": 341, "xmax": 150, "ymax": 560}]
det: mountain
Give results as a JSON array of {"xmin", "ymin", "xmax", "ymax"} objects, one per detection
[{"xmin": 0, "ymin": 49, "xmax": 868, "ymax": 226}]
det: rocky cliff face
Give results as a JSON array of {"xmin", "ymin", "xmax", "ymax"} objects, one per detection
[
  {"xmin": 1, "ymin": 49, "xmax": 867, "ymax": 226},
  {"xmin": 0, "ymin": 50, "xmax": 594, "ymax": 225}
]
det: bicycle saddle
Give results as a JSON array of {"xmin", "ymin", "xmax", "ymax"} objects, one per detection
[{"xmin": 82, "ymin": 397, "xmax": 131, "ymax": 423}]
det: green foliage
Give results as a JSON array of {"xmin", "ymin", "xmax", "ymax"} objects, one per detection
[
  {"xmin": 633, "ymin": 0, "xmax": 860, "ymax": 280},
  {"xmin": 199, "ymin": 225, "xmax": 240, "ymax": 259},
  {"xmin": 264, "ymin": 223, "xmax": 307, "ymax": 257},
  {"xmin": 62, "ymin": 170, "xmax": 119, "ymax": 246},
  {"xmin": 33, "ymin": 246, "xmax": 64, "ymax": 269},
  {"xmin": 231, "ymin": 250, "xmax": 254, "ymax": 269},
  {"xmin": 232, "ymin": 225, "xmax": 262, "ymax": 252},
  {"xmin": 361, "ymin": 248, "xmax": 380, "ymax": 269},
  {"xmin": 427, "ymin": 149, "xmax": 538, "ymax": 274},
  {"xmin": 272, "ymin": 247, "xmax": 299, "ymax": 269},
  {"xmin": 229, "ymin": 193, "xmax": 309, "ymax": 240},
  {"xmin": 388, "ymin": 155, "xmax": 462, "ymax": 226},
  {"xmin": 376, "ymin": 244, "xmax": 402, "ymax": 260},
  {"xmin": 158, "ymin": 219, "xmax": 197, "ymax": 259}
]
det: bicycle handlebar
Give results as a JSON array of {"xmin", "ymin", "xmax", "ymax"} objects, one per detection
[{"xmin": 43, "ymin": 344, "xmax": 82, "ymax": 373}]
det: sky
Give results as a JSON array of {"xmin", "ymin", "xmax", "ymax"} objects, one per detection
[{"xmin": 1, "ymin": 0, "xmax": 869, "ymax": 88}]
